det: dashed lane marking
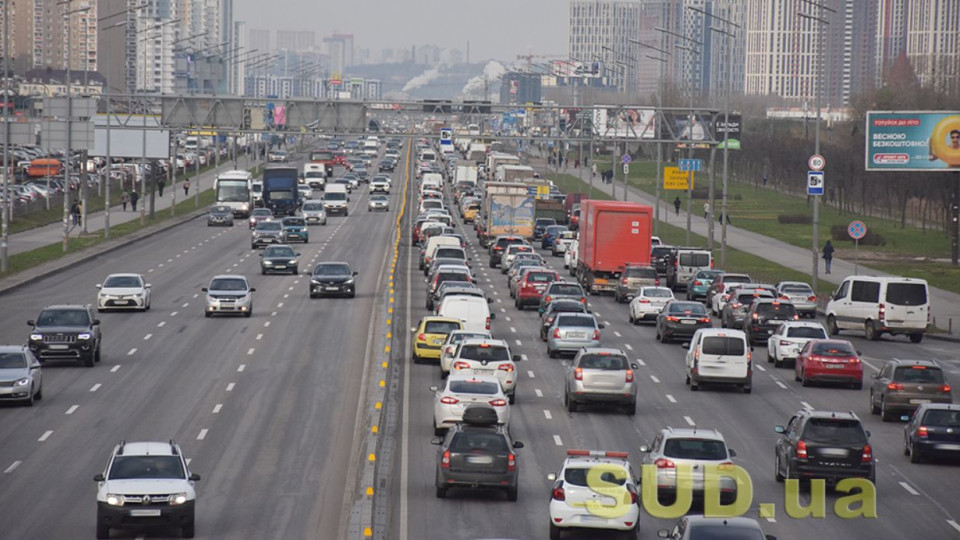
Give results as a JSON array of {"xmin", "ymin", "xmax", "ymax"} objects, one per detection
[
  {"xmin": 237, "ymin": 364, "xmax": 245, "ymax": 372},
  {"xmin": 535, "ymin": 389, "xmax": 543, "ymax": 398},
  {"xmin": 543, "ymin": 410, "xmax": 553, "ymax": 420},
  {"xmin": 127, "ymin": 348, "xmax": 137, "ymax": 356},
  {"xmin": 684, "ymin": 416, "xmax": 696, "ymax": 426},
  {"xmin": 247, "ymin": 348, "xmax": 255, "ymax": 355},
  {"xmin": 197, "ymin": 429, "xmax": 208, "ymax": 440},
  {"xmin": 38, "ymin": 431, "xmax": 53, "ymax": 442},
  {"xmin": 4, "ymin": 461, "xmax": 21, "ymax": 474},
  {"xmin": 899, "ymin": 482, "xmax": 919, "ymax": 496},
  {"xmin": 65, "ymin": 405, "xmax": 79, "ymax": 415},
  {"xmin": 776, "ymin": 381, "xmax": 788, "ymax": 389},
  {"xmin": 143, "ymin": 334, "xmax": 152, "ymax": 340},
  {"xmin": 666, "ymin": 394, "xmax": 677, "ymax": 403},
  {"xmin": 624, "ymin": 344, "xmax": 633, "ymax": 351},
  {"xmin": 553, "ymin": 435, "xmax": 563, "ymax": 446},
  {"xmin": 212, "ymin": 404, "xmax": 222, "ymax": 414},
  {"xmin": 89, "ymin": 384, "xmax": 101, "ymax": 392},
  {"xmin": 157, "ymin": 321, "xmax": 166, "ymax": 327},
  {"xmin": 801, "ymin": 401, "xmax": 813, "ymax": 410},
  {"xmin": 527, "ymin": 370, "xmax": 536, "ymax": 379},
  {"xmin": 226, "ymin": 383, "xmax": 235, "ymax": 392},
  {"xmin": 650, "ymin": 375, "xmax": 660, "ymax": 383},
  {"xmin": 110, "ymin": 365, "xmax": 121, "ymax": 372}
]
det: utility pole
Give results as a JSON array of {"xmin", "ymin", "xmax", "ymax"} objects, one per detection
[{"xmin": 2, "ymin": 0, "xmax": 11, "ymax": 271}]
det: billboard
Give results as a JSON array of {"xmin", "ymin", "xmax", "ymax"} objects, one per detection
[
  {"xmin": 91, "ymin": 115, "xmax": 170, "ymax": 159},
  {"xmin": 592, "ymin": 106, "xmax": 657, "ymax": 139},
  {"xmin": 714, "ymin": 114, "xmax": 742, "ymax": 150},
  {"xmin": 665, "ymin": 112, "xmax": 713, "ymax": 148},
  {"xmin": 551, "ymin": 60, "xmax": 600, "ymax": 78},
  {"xmin": 866, "ymin": 111, "xmax": 960, "ymax": 171}
]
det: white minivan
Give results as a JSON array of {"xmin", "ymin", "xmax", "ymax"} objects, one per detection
[
  {"xmin": 684, "ymin": 328, "xmax": 752, "ymax": 393},
  {"xmin": 437, "ymin": 296, "xmax": 494, "ymax": 333},
  {"xmin": 825, "ymin": 276, "xmax": 929, "ymax": 342}
]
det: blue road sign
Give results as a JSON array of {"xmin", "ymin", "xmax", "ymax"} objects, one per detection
[
  {"xmin": 848, "ymin": 220, "xmax": 867, "ymax": 240},
  {"xmin": 678, "ymin": 158, "xmax": 702, "ymax": 172},
  {"xmin": 622, "ymin": 154, "xmax": 632, "ymax": 164},
  {"xmin": 807, "ymin": 171, "xmax": 824, "ymax": 195}
]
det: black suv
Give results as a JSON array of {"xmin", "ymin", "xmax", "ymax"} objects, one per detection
[
  {"xmin": 743, "ymin": 299, "xmax": 799, "ymax": 343},
  {"xmin": 774, "ymin": 410, "xmax": 874, "ymax": 484},
  {"xmin": 431, "ymin": 405, "xmax": 524, "ymax": 501},
  {"xmin": 27, "ymin": 305, "xmax": 102, "ymax": 367}
]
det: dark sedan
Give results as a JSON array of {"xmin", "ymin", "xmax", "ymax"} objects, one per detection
[
  {"xmin": 656, "ymin": 300, "xmax": 712, "ymax": 343},
  {"xmin": 308, "ymin": 262, "xmax": 357, "ymax": 298},
  {"xmin": 260, "ymin": 245, "xmax": 300, "ymax": 275}
]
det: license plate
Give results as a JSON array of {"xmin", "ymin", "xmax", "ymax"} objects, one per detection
[
  {"xmin": 432, "ymin": 338, "xmax": 445, "ymax": 345},
  {"xmin": 466, "ymin": 455, "xmax": 494, "ymax": 465},
  {"xmin": 819, "ymin": 448, "xmax": 849, "ymax": 458},
  {"xmin": 325, "ymin": 287, "xmax": 340, "ymax": 291},
  {"xmin": 129, "ymin": 509, "xmax": 162, "ymax": 517},
  {"xmin": 934, "ymin": 444, "xmax": 960, "ymax": 451},
  {"xmin": 48, "ymin": 344, "xmax": 68, "ymax": 350},
  {"xmin": 681, "ymin": 320, "xmax": 696, "ymax": 325},
  {"xmin": 274, "ymin": 265, "xmax": 286, "ymax": 269},
  {"xmin": 825, "ymin": 363, "xmax": 845, "ymax": 369},
  {"xmin": 115, "ymin": 300, "xmax": 131, "ymax": 305},
  {"xmin": 910, "ymin": 399, "xmax": 931, "ymax": 404},
  {"xmin": 568, "ymin": 332, "xmax": 586, "ymax": 339},
  {"xmin": 474, "ymin": 369, "xmax": 494, "ymax": 375}
]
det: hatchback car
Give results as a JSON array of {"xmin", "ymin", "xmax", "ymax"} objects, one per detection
[
  {"xmin": 656, "ymin": 301, "xmax": 712, "ymax": 343},
  {"xmin": 539, "ymin": 299, "xmax": 590, "ymax": 341},
  {"xmin": 96, "ymin": 273, "xmax": 152, "ymax": 311},
  {"xmin": 0, "ymin": 346, "xmax": 43, "ymax": 406},
  {"xmin": 489, "ymin": 235, "xmax": 527, "ymax": 267},
  {"xmin": 368, "ymin": 194, "xmax": 390, "ymax": 212},
  {"xmin": 795, "ymin": 339, "xmax": 863, "ymax": 389},
  {"xmin": 502, "ymin": 243, "xmax": 535, "ymax": 270},
  {"xmin": 431, "ymin": 374, "xmax": 510, "ymax": 435},
  {"xmin": 449, "ymin": 339, "xmax": 520, "ymax": 404},
  {"xmin": 640, "ymin": 427, "xmax": 739, "ymax": 504},
  {"xmin": 776, "ymin": 281, "xmax": 818, "ymax": 318},
  {"xmin": 547, "ymin": 313, "xmax": 604, "ymax": 358},
  {"xmin": 538, "ymin": 281, "xmax": 587, "ymax": 312},
  {"xmin": 766, "ymin": 321, "xmax": 828, "ymax": 368},
  {"xmin": 629, "ymin": 286, "xmax": 674, "ymax": 324},
  {"xmin": 541, "ymin": 225, "xmax": 568, "ymax": 250},
  {"xmin": 533, "ymin": 217, "xmax": 557, "ymax": 240},
  {"xmin": 743, "ymin": 299, "xmax": 800, "ymax": 344},
  {"xmin": 564, "ymin": 348, "xmax": 639, "ymax": 414},
  {"xmin": 413, "ymin": 317, "xmax": 463, "ymax": 364},
  {"xmin": 903, "ymin": 403, "xmax": 960, "ymax": 463},
  {"xmin": 308, "ymin": 262, "xmax": 357, "ymax": 298},
  {"xmin": 870, "ymin": 359, "xmax": 953, "ymax": 421},
  {"xmin": 552, "ymin": 230, "xmax": 577, "ymax": 257},
  {"xmin": 614, "ymin": 264, "xmax": 660, "ymax": 303},
  {"xmin": 202, "ymin": 275, "xmax": 255, "ymax": 317},
  {"xmin": 438, "ymin": 330, "xmax": 492, "ymax": 377},
  {"xmin": 720, "ymin": 289, "xmax": 775, "ymax": 329},
  {"xmin": 515, "ymin": 268, "xmax": 560, "ymax": 310},
  {"xmin": 685, "ymin": 269, "xmax": 722, "ymax": 301},
  {"xmin": 206, "ymin": 205, "xmax": 234, "ymax": 226},
  {"xmin": 280, "ymin": 216, "xmax": 308, "ymax": 243},
  {"xmin": 548, "ymin": 450, "xmax": 641, "ymax": 539},
  {"xmin": 774, "ymin": 409, "xmax": 874, "ymax": 484},
  {"xmin": 300, "ymin": 200, "xmax": 327, "ymax": 225},
  {"xmin": 259, "ymin": 245, "xmax": 300, "ymax": 275}
]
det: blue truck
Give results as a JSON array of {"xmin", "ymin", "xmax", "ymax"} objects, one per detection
[{"xmin": 261, "ymin": 165, "xmax": 299, "ymax": 216}]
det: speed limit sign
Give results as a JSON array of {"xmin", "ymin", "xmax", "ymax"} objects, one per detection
[{"xmin": 808, "ymin": 154, "xmax": 826, "ymax": 171}]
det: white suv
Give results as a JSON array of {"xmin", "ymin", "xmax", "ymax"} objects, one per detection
[
  {"xmin": 450, "ymin": 339, "xmax": 519, "ymax": 404},
  {"xmin": 94, "ymin": 440, "xmax": 200, "ymax": 539},
  {"xmin": 547, "ymin": 449, "xmax": 641, "ymax": 539}
]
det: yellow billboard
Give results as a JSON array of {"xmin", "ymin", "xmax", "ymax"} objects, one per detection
[{"xmin": 664, "ymin": 167, "xmax": 693, "ymax": 190}]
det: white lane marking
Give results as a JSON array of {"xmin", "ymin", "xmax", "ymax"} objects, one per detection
[
  {"xmin": 515, "ymin": 339, "xmax": 522, "ymax": 346},
  {"xmin": 899, "ymin": 482, "xmax": 919, "ymax": 496},
  {"xmin": 636, "ymin": 358, "xmax": 646, "ymax": 366},
  {"xmin": 650, "ymin": 375, "xmax": 661, "ymax": 383},
  {"xmin": 535, "ymin": 389, "xmax": 543, "ymax": 398},
  {"xmin": 38, "ymin": 430, "xmax": 53, "ymax": 442},
  {"xmin": 197, "ymin": 429, "xmax": 208, "ymax": 440},
  {"xmin": 157, "ymin": 321, "xmax": 166, "ymax": 327},
  {"xmin": 553, "ymin": 435, "xmax": 563, "ymax": 446},
  {"xmin": 801, "ymin": 401, "xmax": 814, "ymax": 410},
  {"xmin": 493, "ymin": 291, "xmax": 499, "ymax": 295},
  {"xmin": 505, "ymin": 316, "xmax": 512, "ymax": 322},
  {"xmin": 4, "ymin": 461, "xmax": 21, "ymax": 473},
  {"xmin": 143, "ymin": 334, "xmax": 152, "ymax": 341},
  {"xmin": 614, "ymin": 331, "xmax": 622, "ymax": 337},
  {"xmin": 247, "ymin": 348, "xmax": 255, "ymax": 355},
  {"xmin": 170, "ymin": 311, "xmax": 178, "ymax": 316},
  {"xmin": 182, "ymin": 302, "xmax": 189, "ymax": 308},
  {"xmin": 283, "ymin": 294, "xmax": 289, "ymax": 299},
  {"xmin": 158, "ymin": 264, "xmax": 164, "ymax": 268},
  {"xmin": 624, "ymin": 344, "xmax": 633, "ymax": 351},
  {"xmin": 510, "ymin": 326, "xmax": 517, "ymax": 333},
  {"xmin": 89, "ymin": 384, "xmax": 101, "ymax": 392},
  {"xmin": 277, "ymin": 303, "xmax": 284, "ymax": 308},
  {"xmin": 755, "ymin": 364, "xmax": 766, "ymax": 372},
  {"xmin": 521, "ymin": 354, "xmax": 529, "ymax": 361},
  {"xmin": 148, "ymin": 268, "xmax": 155, "ymax": 273},
  {"xmin": 226, "ymin": 383, "xmax": 235, "ymax": 392},
  {"xmin": 684, "ymin": 416, "xmax": 696, "ymax": 426},
  {"xmin": 271, "ymin": 311, "xmax": 278, "ymax": 316},
  {"xmin": 288, "ymin": 286, "xmax": 295, "ymax": 291},
  {"xmin": 947, "ymin": 521, "xmax": 960, "ymax": 534},
  {"xmin": 256, "ymin": 333, "xmax": 263, "ymax": 340},
  {"xmin": 237, "ymin": 364, "xmax": 246, "ymax": 373},
  {"xmin": 764, "ymin": 517, "xmax": 776, "ymax": 524},
  {"xmin": 527, "ymin": 370, "xmax": 536, "ymax": 379},
  {"xmin": 543, "ymin": 410, "xmax": 553, "ymax": 420},
  {"xmin": 264, "ymin": 321, "xmax": 271, "ymax": 327},
  {"xmin": 212, "ymin": 404, "xmax": 223, "ymax": 414},
  {"xmin": 500, "ymin": 307, "xmax": 506, "ymax": 313},
  {"xmin": 776, "ymin": 381, "xmax": 788, "ymax": 389},
  {"xmin": 604, "ymin": 321, "xmax": 612, "ymax": 327},
  {"xmin": 65, "ymin": 405, "xmax": 79, "ymax": 415},
  {"xmin": 127, "ymin": 348, "xmax": 137, "ymax": 356},
  {"xmin": 110, "ymin": 365, "xmax": 121, "ymax": 373},
  {"xmin": 666, "ymin": 394, "xmax": 677, "ymax": 403},
  {"xmin": 593, "ymin": 311, "xmax": 601, "ymax": 317}
]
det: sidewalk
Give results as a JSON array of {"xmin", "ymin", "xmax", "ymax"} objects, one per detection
[{"xmin": 522, "ymin": 151, "xmax": 960, "ymax": 339}]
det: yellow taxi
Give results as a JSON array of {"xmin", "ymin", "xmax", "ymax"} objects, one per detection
[
  {"xmin": 413, "ymin": 316, "xmax": 463, "ymax": 364},
  {"xmin": 462, "ymin": 203, "xmax": 481, "ymax": 222}
]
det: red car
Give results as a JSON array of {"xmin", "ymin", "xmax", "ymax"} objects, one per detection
[
  {"xmin": 795, "ymin": 339, "xmax": 863, "ymax": 389},
  {"xmin": 515, "ymin": 269, "xmax": 559, "ymax": 310}
]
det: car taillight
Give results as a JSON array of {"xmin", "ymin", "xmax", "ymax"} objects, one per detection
[
  {"xmin": 494, "ymin": 246, "xmax": 503, "ymax": 251},
  {"xmin": 722, "ymin": 294, "xmax": 730, "ymax": 301},
  {"xmin": 752, "ymin": 312, "xmax": 759, "ymax": 319},
  {"xmin": 621, "ymin": 277, "xmax": 628, "ymax": 284},
  {"xmin": 625, "ymin": 369, "xmax": 634, "ymax": 383},
  {"xmin": 638, "ymin": 299, "xmax": 651, "ymax": 304},
  {"xmin": 553, "ymin": 328, "xmax": 561, "ymax": 338},
  {"xmin": 666, "ymin": 316, "xmax": 680, "ymax": 322},
  {"xmin": 489, "ymin": 398, "xmax": 507, "ymax": 407},
  {"xmin": 862, "ymin": 444, "xmax": 873, "ymax": 462},
  {"xmin": 796, "ymin": 440, "xmax": 808, "ymax": 459},
  {"xmin": 441, "ymin": 450, "xmax": 450, "ymax": 469},
  {"xmin": 580, "ymin": 298, "xmax": 587, "ymax": 303},
  {"xmin": 574, "ymin": 367, "xmax": 583, "ymax": 380},
  {"xmin": 940, "ymin": 384, "xmax": 952, "ymax": 393},
  {"xmin": 592, "ymin": 330, "xmax": 600, "ymax": 340},
  {"xmin": 731, "ymin": 302, "xmax": 741, "ymax": 309},
  {"xmin": 418, "ymin": 333, "xmax": 426, "ymax": 341},
  {"xmin": 627, "ymin": 485, "xmax": 638, "ymax": 504},
  {"xmin": 485, "ymin": 317, "xmax": 491, "ymax": 330},
  {"xmin": 498, "ymin": 364, "xmax": 515, "ymax": 373},
  {"xmin": 453, "ymin": 361, "xmax": 471, "ymax": 370},
  {"xmin": 507, "ymin": 453, "xmax": 516, "ymax": 471},
  {"xmin": 808, "ymin": 295, "xmax": 817, "ymax": 302},
  {"xmin": 878, "ymin": 302, "xmax": 886, "ymax": 322},
  {"xmin": 654, "ymin": 458, "xmax": 675, "ymax": 469},
  {"xmin": 694, "ymin": 280, "xmax": 702, "ymax": 286},
  {"xmin": 551, "ymin": 486, "xmax": 565, "ymax": 501},
  {"xmin": 718, "ymin": 461, "xmax": 736, "ymax": 471},
  {"xmin": 779, "ymin": 295, "xmax": 790, "ymax": 300},
  {"xmin": 779, "ymin": 340, "xmax": 791, "ymax": 347},
  {"xmin": 544, "ymin": 296, "xmax": 552, "ymax": 303},
  {"xmin": 440, "ymin": 396, "xmax": 459, "ymax": 404},
  {"xmin": 673, "ymin": 259, "xmax": 678, "ymax": 268},
  {"xmin": 917, "ymin": 426, "xmax": 929, "ymax": 438},
  {"xmin": 699, "ymin": 317, "xmax": 711, "ymax": 323},
  {"xmin": 887, "ymin": 382, "xmax": 904, "ymax": 391}
]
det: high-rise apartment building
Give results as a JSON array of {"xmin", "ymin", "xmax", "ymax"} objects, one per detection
[
  {"xmin": 874, "ymin": 0, "xmax": 908, "ymax": 87},
  {"xmin": 569, "ymin": 0, "xmax": 643, "ymax": 94},
  {"xmin": 247, "ymin": 28, "xmax": 270, "ymax": 56},
  {"xmin": 231, "ymin": 20, "xmax": 246, "ymax": 95},
  {"xmin": 905, "ymin": 0, "xmax": 960, "ymax": 95},
  {"xmin": 276, "ymin": 30, "xmax": 316, "ymax": 52},
  {"xmin": 324, "ymin": 33, "xmax": 354, "ymax": 73},
  {"xmin": 19, "ymin": 0, "xmax": 98, "ymax": 74}
]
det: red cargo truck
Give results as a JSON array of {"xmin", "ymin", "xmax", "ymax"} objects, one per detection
[{"xmin": 575, "ymin": 200, "xmax": 653, "ymax": 294}]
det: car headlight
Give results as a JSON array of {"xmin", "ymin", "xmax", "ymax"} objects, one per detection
[
  {"xmin": 344, "ymin": 278, "xmax": 355, "ymax": 285},
  {"xmin": 105, "ymin": 494, "xmax": 124, "ymax": 507},
  {"xmin": 15, "ymin": 377, "xmax": 30, "ymax": 386},
  {"xmin": 263, "ymin": 260, "xmax": 273, "ymax": 266},
  {"xmin": 78, "ymin": 333, "xmax": 92, "ymax": 340},
  {"xmin": 169, "ymin": 493, "xmax": 188, "ymax": 506},
  {"xmin": 30, "ymin": 334, "xmax": 43, "ymax": 341}
]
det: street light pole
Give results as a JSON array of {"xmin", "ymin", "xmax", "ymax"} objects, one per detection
[
  {"xmin": 1, "ymin": 0, "xmax": 11, "ymax": 271},
  {"xmin": 61, "ymin": 4, "xmax": 92, "ymax": 252}
]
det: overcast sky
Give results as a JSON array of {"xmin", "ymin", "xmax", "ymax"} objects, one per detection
[{"xmin": 234, "ymin": 0, "xmax": 570, "ymax": 63}]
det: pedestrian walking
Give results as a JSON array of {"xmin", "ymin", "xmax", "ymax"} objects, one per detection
[
  {"xmin": 574, "ymin": 158, "xmax": 580, "ymax": 169},
  {"xmin": 183, "ymin": 179, "xmax": 190, "ymax": 196},
  {"xmin": 157, "ymin": 178, "xmax": 165, "ymax": 197},
  {"xmin": 718, "ymin": 211, "xmax": 732, "ymax": 225},
  {"xmin": 70, "ymin": 201, "xmax": 81, "ymax": 226},
  {"xmin": 822, "ymin": 240, "xmax": 835, "ymax": 274},
  {"xmin": 703, "ymin": 201, "xmax": 710, "ymax": 219},
  {"xmin": 674, "ymin": 197, "xmax": 682, "ymax": 215},
  {"xmin": 121, "ymin": 190, "xmax": 129, "ymax": 211},
  {"xmin": 591, "ymin": 163, "xmax": 598, "ymax": 179},
  {"xmin": 129, "ymin": 190, "xmax": 139, "ymax": 211}
]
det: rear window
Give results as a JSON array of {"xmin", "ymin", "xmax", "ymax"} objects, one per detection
[
  {"xmin": 625, "ymin": 267, "xmax": 657, "ymax": 278},
  {"xmin": 564, "ymin": 466, "xmax": 627, "ymax": 487},
  {"xmin": 667, "ymin": 303, "xmax": 707, "ymax": 315},
  {"xmin": 701, "ymin": 336, "xmax": 746, "ymax": 356},
  {"xmin": 643, "ymin": 288, "xmax": 674, "ymax": 298},
  {"xmin": 527, "ymin": 272, "xmax": 556, "ymax": 283},
  {"xmin": 551, "ymin": 284, "xmax": 583, "ymax": 295},
  {"xmin": 558, "ymin": 315, "xmax": 597, "ymax": 327},
  {"xmin": 782, "ymin": 285, "xmax": 813, "ymax": 295},
  {"xmin": 425, "ymin": 321, "xmax": 461, "ymax": 334},
  {"xmin": 662, "ymin": 438, "xmax": 728, "ymax": 460},
  {"xmin": 893, "ymin": 366, "xmax": 944, "ymax": 383},
  {"xmin": 450, "ymin": 432, "xmax": 508, "ymax": 452},
  {"xmin": 652, "ymin": 247, "xmax": 674, "ymax": 258},
  {"xmin": 448, "ymin": 380, "xmax": 501, "ymax": 395},
  {"xmin": 787, "ymin": 327, "xmax": 827, "ymax": 339},
  {"xmin": 811, "ymin": 343, "xmax": 857, "ymax": 357},
  {"xmin": 921, "ymin": 409, "xmax": 960, "ymax": 428},
  {"xmin": 755, "ymin": 303, "xmax": 797, "ymax": 317},
  {"xmin": 679, "ymin": 253, "xmax": 711, "ymax": 267},
  {"xmin": 459, "ymin": 345, "xmax": 510, "ymax": 362},
  {"xmin": 438, "ymin": 272, "xmax": 470, "ymax": 283},
  {"xmin": 801, "ymin": 419, "xmax": 867, "ymax": 444},
  {"xmin": 579, "ymin": 354, "xmax": 628, "ymax": 370},
  {"xmin": 435, "ymin": 248, "xmax": 465, "ymax": 259},
  {"xmin": 886, "ymin": 283, "xmax": 927, "ymax": 306}
]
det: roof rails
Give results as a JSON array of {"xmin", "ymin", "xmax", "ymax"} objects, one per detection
[
  {"xmin": 117, "ymin": 440, "xmax": 126, "ymax": 455},
  {"xmin": 169, "ymin": 440, "xmax": 179, "ymax": 455}
]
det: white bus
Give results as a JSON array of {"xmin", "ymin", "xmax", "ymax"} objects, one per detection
[{"xmin": 214, "ymin": 170, "xmax": 254, "ymax": 217}]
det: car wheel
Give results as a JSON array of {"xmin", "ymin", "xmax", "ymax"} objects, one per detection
[
  {"xmin": 767, "ymin": 349, "xmax": 776, "ymax": 364},
  {"xmin": 909, "ymin": 333, "xmax": 923, "ymax": 343},
  {"xmin": 34, "ymin": 384, "xmax": 42, "ymax": 401},
  {"xmin": 23, "ymin": 387, "xmax": 34, "ymax": 407},
  {"xmin": 435, "ymin": 486, "xmax": 447, "ymax": 499},
  {"xmin": 865, "ymin": 320, "xmax": 880, "ymax": 341},
  {"xmin": 795, "ymin": 366, "xmax": 802, "ymax": 382},
  {"xmin": 909, "ymin": 442, "xmax": 923, "ymax": 463},
  {"xmin": 775, "ymin": 454, "xmax": 785, "ymax": 483},
  {"xmin": 204, "ymin": 311, "xmax": 212, "ymax": 318},
  {"xmin": 742, "ymin": 384, "xmax": 752, "ymax": 394},
  {"xmin": 261, "ymin": 269, "xmax": 267, "ymax": 275},
  {"xmin": 852, "ymin": 380, "xmax": 863, "ymax": 390},
  {"xmin": 292, "ymin": 266, "xmax": 298, "ymax": 275},
  {"xmin": 506, "ymin": 487, "xmax": 518, "ymax": 502},
  {"xmin": 870, "ymin": 392, "xmax": 881, "ymax": 414},
  {"xmin": 566, "ymin": 394, "xmax": 577, "ymax": 413},
  {"xmin": 801, "ymin": 369, "xmax": 810, "ymax": 387},
  {"xmin": 182, "ymin": 515, "xmax": 195, "ymax": 538},
  {"xmin": 413, "ymin": 352, "xmax": 422, "ymax": 365},
  {"xmin": 628, "ymin": 312, "xmax": 635, "ymax": 324},
  {"xmin": 83, "ymin": 354, "xmax": 95, "ymax": 368},
  {"xmin": 508, "ymin": 392, "xmax": 516, "ymax": 405},
  {"xmin": 880, "ymin": 399, "xmax": 894, "ymax": 422},
  {"xmin": 827, "ymin": 315, "xmax": 840, "ymax": 336},
  {"xmin": 690, "ymin": 378, "xmax": 699, "ymax": 391},
  {"xmin": 625, "ymin": 402, "xmax": 636, "ymax": 416},
  {"xmin": 96, "ymin": 519, "xmax": 110, "ymax": 539},
  {"xmin": 549, "ymin": 523, "xmax": 561, "ymax": 540},
  {"xmin": 548, "ymin": 348, "xmax": 557, "ymax": 359},
  {"xmin": 434, "ymin": 423, "xmax": 444, "ymax": 437},
  {"xmin": 244, "ymin": 311, "xmax": 252, "ymax": 318}
]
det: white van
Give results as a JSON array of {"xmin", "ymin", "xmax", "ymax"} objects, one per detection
[
  {"xmin": 421, "ymin": 173, "xmax": 443, "ymax": 191},
  {"xmin": 684, "ymin": 329, "xmax": 752, "ymax": 393},
  {"xmin": 825, "ymin": 276, "xmax": 929, "ymax": 342},
  {"xmin": 419, "ymin": 149, "xmax": 437, "ymax": 163},
  {"xmin": 667, "ymin": 248, "xmax": 713, "ymax": 290},
  {"xmin": 302, "ymin": 163, "xmax": 327, "ymax": 188},
  {"xmin": 437, "ymin": 296, "xmax": 494, "ymax": 333},
  {"xmin": 323, "ymin": 184, "xmax": 349, "ymax": 216},
  {"xmin": 362, "ymin": 140, "xmax": 379, "ymax": 157},
  {"xmin": 422, "ymin": 236, "xmax": 462, "ymax": 271}
]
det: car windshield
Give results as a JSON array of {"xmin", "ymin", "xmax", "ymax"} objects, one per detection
[
  {"xmin": 450, "ymin": 432, "xmax": 508, "ymax": 453},
  {"xmin": 103, "ymin": 275, "xmax": 142, "ymax": 288},
  {"xmin": 701, "ymin": 337, "xmax": 746, "ymax": 356},
  {"xmin": 313, "ymin": 264, "xmax": 351, "ymax": 276},
  {"xmin": 264, "ymin": 247, "xmax": 296, "ymax": 257},
  {"xmin": 425, "ymin": 321, "xmax": 461, "ymax": 334},
  {"xmin": 558, "ymin": 315, "xmax": 596, "ymax": 328},
  {"xmin": 209, "ymin": 278, "xmax": 248, "ymax": 291},
  {"xmin": 667, "ymin": 303, "xmax": 707, "ymax": 315},
  {"xmin": 37, "ymin": 309, "xmax": 90, "ymax": 326},
  {"xmin": 550, "ymin": 284, "xmax": 583, "ymax": 295},
  {"xmin": 894, "ymin": 366, "xmax": 944, "ymax": 383},
  {"xmin": 448, "ymin": 380, "xmax": 501, "ymax": 395},
  {"xmin": 662, "ymin": 438, "xmax": 728, "ymax": 460},
  {"xmin": 371, "ymin": 196, "xmax": 388, "ymax": 201},
  {"xmin": 108, "ymin": 456, "xmax": 185, "ymax": 480},
  {"xmin": 459, "ymin": 345, "xmax": 510, "ymax": 362},
  {"xmin": 802, "ymin": 419, "xmax": 867, "ymax": 444},
  {"xmin": 211, "ymin": 206, "xmax": 231, "ymax": 214},
  {"xmin": 435, "ymin": 248, "xmax": 464, "ymax": 259},
  {"xmin": 0, "ymin": 352, "xmax": 28, "ymax": 369},
  {"xmin": 579, "ymin": 354, "xmax": 628, "ymax": 370},
  {"xmin": 302, "ymin": 203, "xmax": 323, "ymax": 211},
  {"xmin": 257, "ymin": 222, "xmax": 282, "ymax": 231},
  {"xmin": 784, "ymin": 327, "xmax": 825, "ymax": 339},
  {"xmin": 252, "ymin": 209, "xmax": 271, "ymax": 217},
  {"xmin": 283, "ymin": 218, "xmax": 305, "ymax": 227},
  {"xmin": 643, "ymin": 288, "xmax": 674, "ymax": 298},
  {"xmin": 921, "ymin": 409, "xmax": 960, "ymax": 427},
  {"xmin": 811, "ymin": 343, "xmax": 856, "ymax": 357},
  {"xmin": 564, "ymin": 466, "xmax": 627, "ymax": 487}
]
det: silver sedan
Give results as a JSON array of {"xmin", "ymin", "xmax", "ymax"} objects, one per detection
[
  {"xmin": 546, "ymin": 313, "xmax": 604, "ymax": 358},
  {"xmin": 0, "ymin": 346, "xmax": 43, "ymax": 406}
]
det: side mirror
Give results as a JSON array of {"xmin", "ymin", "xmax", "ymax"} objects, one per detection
[
  {"xmin": 429, "ymin": 385, "xmax": 439, "ymax": 392},
  {"xmin": 249, "ymin": 288, "xmax": 257, "ymax": 292},
  {"xmin": 681, "ymin": 343, "xmax": 690, "ymax": 349},
  {"xmin": 353, "ymin": 271, "xmax": 359, "ymax": 276},
  {"xmin": 597, "ymin": 324, "xmax": 606, "ymax": 330},
  {"xmin": 639, "ymin": 445, "xmax": 650, "ymax": 453},
  {"xmin": 547, "ymin": 473, "xmax": 557, "ymax": 482},
  {"xmin": 201, "ymin": 288, "xmax": 208, "ymax": 292},
  {"xmin": 95, "ymin": 284, "xmax": 102, "ymax": 289},
  {"xmin": 27, "ymin": 320, "xmax": 35, "ymax": 326},
  {"xmin": 145, "ymin": 284, "xmax": 152, "ymax": 288},
  {"xmin": 259, "ymin": 253, "xmax": 264, "ymax": 257},
  {"xmin": 296, "ymin": 253, "xmax": 301, "ymax": 257},
  {"xmin": 93, "ymin": 319, "xmax": 101, "ymax": 326},
  {"xmin": 728, "ymin": 449, "xmax": 737, "ymax": 458},
  {"xmin": 430, "ymin": 437, "xmax": 443, "ymax": 446},
  {"xmin": 189, "ymin": 473, "xmax": 201, "ymax": 482},
  {"xmin": 487, "ymin": 298, "xmax": 493, "ymax": 304},
  {"xmin": 865, "ymin": 430, "xmax": 871, "ymax": 438},
  {"xmin": 513, "ymin": 441, "xmax": 524, "ymax": 449},
  {"xmin": 490, "ymin": 313, "xmax": 496, "ymax": 320},
  {"xmin": 631, "ymin": 363, "xmax": 639, "ymax": 369},
  {"xmin": 513, "ymin": 355, "xmax": 521, "ymax": 362},
  {"xmin": 93, "ymin": 473, "xmax": 105, "ymax": 482},
  {"xmin": 857, "ymin": 350, "xmax": 862, "ymax": 356},
  {"xmin": 870, "ymin": 373, "xmax": 879, "ymax": 379},
  {"xmin": 774, "ymin": 425, "xmax": 786, "ymax": 434}
]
